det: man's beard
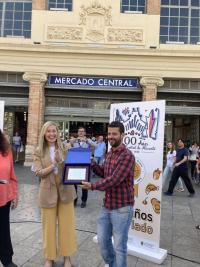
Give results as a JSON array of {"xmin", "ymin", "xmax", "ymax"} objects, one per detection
[{"xmin": 110, "ymin": 139, "xmax": 121, "ymax": 147}]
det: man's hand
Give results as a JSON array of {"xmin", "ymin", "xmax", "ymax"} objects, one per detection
[
  {"xmin": 82, "ymin": 181, "xmax": 92, "ymax": 190},
  {"xmin": 174, "ymin": 163, "xmax": 180, "ymax": 167}
]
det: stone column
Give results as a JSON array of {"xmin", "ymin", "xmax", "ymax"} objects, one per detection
[
  {"xmin": 23, "ymin": 72, "xmax": 47, "ymax": 166},
  {"xmin": 32, "ymin": 0, "xmax": 47, "ymax": 10},
  {"xmin": 140, "ymin": 77, "xmax": 164, "ymax": 101},
  {"xmin": 147, "ymin": 0, "xmax": 161, "ymax": 15}
]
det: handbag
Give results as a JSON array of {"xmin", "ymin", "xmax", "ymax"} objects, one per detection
[{"xmin": 19, "ymin": 144, "xmax": 24, "ymax": 152}]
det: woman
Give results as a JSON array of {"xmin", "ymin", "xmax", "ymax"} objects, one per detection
[
  {"xmin": 189, "ymin": 142, "xmax": 199, "ymax": 179},
  {"xmin": 33, "ymin": 121, "xmax": 77, "ymax": 267},
  {"xmin": 162, "ymin": 142, "xmax": 184, "ymax": 192},
  {"xmin": 0, "ymin": 129, "xmax": 18, "ymax": 267},
  {"xmin": 12, "ymin": 132, "xmax": 21, "ymax": 162}
]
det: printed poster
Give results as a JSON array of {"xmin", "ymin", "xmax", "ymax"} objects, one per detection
[{"xmin": 110, "ymin": 100, "xmax": 165, "ymax": 252}]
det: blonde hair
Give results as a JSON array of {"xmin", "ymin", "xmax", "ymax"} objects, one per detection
[
  {"xmin": 38, "ymin": 121, "xmax": 63, "ymax": 157},
  {"xmin": 167, "ymin": 142, "xmax": 175, "ymax": 154}
]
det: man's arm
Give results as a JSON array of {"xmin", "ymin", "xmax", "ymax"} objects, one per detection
[
  {"xmin": 83, "ymin": 152, "xmax": 135, "ymax": 191},
  {"xmin": 174, "ymin": 155, "xmax": 188, "ymax": 167}
]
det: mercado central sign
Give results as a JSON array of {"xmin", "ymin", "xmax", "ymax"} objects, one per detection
[{"xmin": 48, "ymin": 75, "xmax": 139, "ymax": 88}]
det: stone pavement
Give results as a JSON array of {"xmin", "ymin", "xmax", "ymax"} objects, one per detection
[{"xmin": 1, "ymin": 164, "xmax": 200, "ymax": 267}]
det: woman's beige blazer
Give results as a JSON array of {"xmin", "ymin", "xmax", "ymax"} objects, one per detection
[{"xmin": 33, "ymin": 147, "xmax": 76, "ymax": 208}]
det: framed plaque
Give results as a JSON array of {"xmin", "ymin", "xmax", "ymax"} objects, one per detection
[
  {"xmin": 63, "ymin": 148, "xmax": 91, "ymax": 185},
  {"xmin": 63, "ymin": 165, "xmax": 89, "ymax": 184}
]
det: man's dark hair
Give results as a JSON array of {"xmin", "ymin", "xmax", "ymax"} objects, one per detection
[
  {"xmin": 78, "ymin": 126, "xmax": 86, "ymax": 131},
  {"xmin": 177, "ymin": 138, "xmax": 185, "ymax": 143},
  {"xmin": 108, "ymin": 121, "xmax": 125, "ymax": 134}
]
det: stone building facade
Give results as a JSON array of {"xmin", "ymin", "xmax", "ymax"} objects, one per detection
[{"xmin": 0, "ymin": 0, "xmax": 200, "ymax": 164}]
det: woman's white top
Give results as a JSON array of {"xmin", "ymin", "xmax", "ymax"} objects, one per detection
[
  {"xmin": 13, "ymin": 136, "xmax": 21, "ymax": 146},
  {"xmin": 49, "ymin": 146, "xmax": 58, "ymax": 174},
  {"xmin": 166, "ymin": 150, "xmax": 176, "ymax": 168},
  {"xmin": 189, "ymin": 146, "xmax": 199, "ymax": 161}
]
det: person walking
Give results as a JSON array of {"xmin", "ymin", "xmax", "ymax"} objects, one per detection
[
  {"xmin": 33, "ymin": 121, "xmax": 77, "ymax": 267},
  {"xmin": 162, "ymin": 142, "xmax": 184, "ymax": 192},
  {"xmin": 0, "ymin": 129, "xmax": 18, "ymax": 267},
  {"xmin": 189, "ymin": 142, "xmax": 199, "ymax": 179},
  {"xmin": 94, "ymin": 135, "xmax": 106, "ymax": 165},
  {"xmin": 70, "ymin": 126, "xmax": 95, "ymax": 208},
  {"xmin": 82, "ymin": 121, "xmax": 135, "ymax": 267},
  {"xmin": 164, "ymin": 139, "xmax": 195, "ymax": 197},
  {"xmin": 12, "ymin": 132, "xmax": 21, "ymax": 162}
]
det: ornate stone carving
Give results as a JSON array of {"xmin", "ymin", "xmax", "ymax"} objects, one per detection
[
  {"xmin": 79, "ymin": 0, "xmax": 112, "ymax": 42},
  {"xmin": 140, "ymin": 77, "xmax": 164, "ymax": 87},
  {"xmin": 23, "ymin": 72, "xmax": 47, "ymax": 84},
  {"xmin": 46, "ymin": 26, "xmax": 83, "ymax": 41},
  {"xmin": 107, "ymin": 28, "xmax": 143, "ymax": 43}
]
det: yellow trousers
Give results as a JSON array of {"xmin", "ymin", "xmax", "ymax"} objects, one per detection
[{"xmin": 41, "ymin": 176, "xmax": 77, "ymax": 260}]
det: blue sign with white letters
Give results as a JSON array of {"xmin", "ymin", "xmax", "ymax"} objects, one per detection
[{"xmin": 48, "ymin": 75, "xmax": 138, "ymax": 88}]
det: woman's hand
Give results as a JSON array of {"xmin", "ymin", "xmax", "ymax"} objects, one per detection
[
  {"xmin": 55, "ymin": 150, "xmax": 64, "ymax": 164},
  {"xmin": 11, "ymin": 198, "xmax": 18, "ymax": 209}
]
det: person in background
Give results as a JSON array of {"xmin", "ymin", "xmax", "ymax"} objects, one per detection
[
  {"xmin": 70, "ymin": 126, "xmax": 95, "ymax": 208},
  {"xmin": 94, "ymin": 135, "xmax": 106, "ymax": 165},
  {"xmin": 33, "ymin": 121, "xmax": 77, "ymax": 267},
  {"xmin": 162, "ymin": 142, "xmax": 184, "ymax": 192},
  {"xmin": 82, "ymin": 121, "xmax": 135, "ymax": 267},
  {"xmin": 12, "ymin": 132, "xmax": 21, "ymax": 162},
  {"xmin": 189, "ymin": 142, "xmax": 199, "ymax": 179},
  {"xmin": 0, "ymin": 129, "xmax": 18, "ymax": 267},
  {"xmin": 164, "ymin": 139, "xmax": 195, "ymax": 197}
]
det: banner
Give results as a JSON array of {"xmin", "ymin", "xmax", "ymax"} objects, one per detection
[
  {"xmin": 110, "ymin": 100, "xmax": 167, "ymax": 264},
  {"xmin": 0, "ymin": 100, "xmax": 4, "ymax": 131}
]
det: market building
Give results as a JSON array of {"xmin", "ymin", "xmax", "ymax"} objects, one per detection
[{"xmin": 0, "ymin": 0, "xmax": 200, "ymax": 165}]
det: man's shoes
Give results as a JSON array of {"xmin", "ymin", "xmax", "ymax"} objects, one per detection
[
  {"xmin": 164, "ymin": 191, "xmax": 173, "ymax": 196},
  {"xmin": 188, "ymin": 192, "xmax": 195, "ymax": 197},
  {"xmin": 81, "ymin": 201, "xmax": 86, "ymax": 208},
  {"xmin": 4, "ymin": 262, "xmax": 18, "ymax": 267}
]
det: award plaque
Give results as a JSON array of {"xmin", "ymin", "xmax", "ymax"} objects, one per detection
[{"xmin": 63, "ymin": 148, "xmax": 91, "ymax": 184}]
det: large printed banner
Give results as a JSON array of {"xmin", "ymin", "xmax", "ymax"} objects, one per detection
[
  {"xmin": 0, "ymin": 101, "xmax": 4, "ymax": 131},
  {"xmin": 110, "ymin": 100, "xmax": 166, "ymax": 260}
]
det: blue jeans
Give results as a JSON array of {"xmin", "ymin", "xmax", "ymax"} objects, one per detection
[
  {"xmin": 94, "ymin": 156, "xmax": 104, "ymax": 165},
  {"xmin": 97, "ymin": 205, "xmax": 133, "ymax": 267}
]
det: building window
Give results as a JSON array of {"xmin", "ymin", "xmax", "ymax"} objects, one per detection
[
  {"xmin": 160, "ymin": 0, "xmax": 200, "ymax": 44},
  {"xmin": 121, "ymin": 0, "xmax": 146, "ymax": 13},
  {"xmin": 0, "ymin": 0, "xmax": 32, "ymax": 38},
  {"xmin": 48, "ymin": 0, "xmax": 72, "ymax": 11}
]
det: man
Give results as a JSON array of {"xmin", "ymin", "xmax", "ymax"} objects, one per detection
[
  {"xmin": 70, "ymin": 126, "xmax": 95, "ymax": 208},
  {"xmin": 94, "ymin": 135, "xmax": 106, "ymax": 165},
  {"xmin": 82, "ymin": 121, "xmax": 135, "ymax": 267},
  {"xmin": 164, "ymin": 138, "xmax": 195, "ymax": 196}
]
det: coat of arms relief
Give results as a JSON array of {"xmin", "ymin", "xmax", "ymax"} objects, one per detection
[
  {"xmin": 79, "ymin": 0, "xmax": 112, "ymax": 42},
  {"xmin": 46, "ymin": 0, "xmax": 144, "ymax": 45}
]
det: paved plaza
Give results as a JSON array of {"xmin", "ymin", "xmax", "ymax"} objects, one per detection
[{"xmin": 1, "ymin": 164, "xmax": 200, "ymax": 267}]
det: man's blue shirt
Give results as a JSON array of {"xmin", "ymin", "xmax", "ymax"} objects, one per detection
[{"xmin": 175, "ymin": 147, "xmax": 189, "ymax": 171}]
